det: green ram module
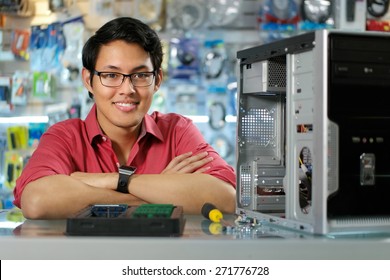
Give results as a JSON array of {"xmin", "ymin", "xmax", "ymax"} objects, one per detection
[{"xmin": 132, "ymin": 204, "xmax": 174, "ymax": 218}]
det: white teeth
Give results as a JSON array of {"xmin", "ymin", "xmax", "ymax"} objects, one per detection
[{"xmin": 116, "ymin": 103, "xmax": 133, "ymax": 107}]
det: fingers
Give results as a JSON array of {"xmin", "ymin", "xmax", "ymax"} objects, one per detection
[
  {"xmin": 162, "ymin": 151, "xmax": 213, "ymax": 174},
  {"xmin": 192, "ymin": 165, "xmax": 211, "ymax": 174},
  {"xmin": 180, "ymin": 152, "xmax": 213, "ymax": 173},
  {"xmin": 163, "ymin": 151, "xmax": 193, "ymax": 170}
]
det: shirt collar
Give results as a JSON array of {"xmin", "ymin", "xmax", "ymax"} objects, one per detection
[
  {"xmin": 85, "ymin": 104, "xmax": 164, "ymax": 143},
  {"xmin": 142, "ymin": 113, "xmax": 164, "ymax": 141},
  {"xmin": 85, "ymin": 104, "xmax": 101, "ymax": 144}
]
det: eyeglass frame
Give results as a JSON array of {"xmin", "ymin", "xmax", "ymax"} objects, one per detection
[{"xmin": 93, "ymin": 70, "xmax": 156, "ymax": 88}]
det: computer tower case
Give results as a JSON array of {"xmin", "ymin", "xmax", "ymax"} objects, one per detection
[{"xmin": 236, "ymin": 29, "xmax": 390, "ymax": 235}]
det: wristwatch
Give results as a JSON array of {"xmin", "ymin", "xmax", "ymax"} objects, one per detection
[{"xmin": 117, "ymin": 166, "xmax": 137, "ymax": 193}]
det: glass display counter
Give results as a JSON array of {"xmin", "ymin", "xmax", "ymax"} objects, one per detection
[{"xmin": 1, "ymin": 208, "xmax": 390, "ymax": 260}]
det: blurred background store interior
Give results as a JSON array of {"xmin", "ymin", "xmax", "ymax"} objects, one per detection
[{"xmin": 1, "ymin": 0, "xmax": 389, "ymax": 209}]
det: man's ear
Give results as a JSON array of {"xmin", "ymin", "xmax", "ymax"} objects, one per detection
[
  {"xmin": 154, "ymin": 68, "xmax": 163, "ymax": 91},
  {"xmin": 82, "ymin": 67, "xmax": 93, "ymax": 92}
]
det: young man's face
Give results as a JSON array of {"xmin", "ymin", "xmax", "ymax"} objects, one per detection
[{"xmin": 83, "ymin": 40, "xmax": 162, "ymax": 134}]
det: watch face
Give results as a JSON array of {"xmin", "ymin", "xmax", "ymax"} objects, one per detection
[{"xmin": 119, "ymin": 166, "xmax": 136, "ymax": 175}]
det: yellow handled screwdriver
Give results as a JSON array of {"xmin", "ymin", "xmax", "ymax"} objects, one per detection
[{"xmin": 201, "ymin": 202, "xmax": 232, "ymax": 226}]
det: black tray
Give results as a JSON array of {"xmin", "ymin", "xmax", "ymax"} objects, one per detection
[{"xmin": 66, "ymin": 204, "xmax": 185, "ymax": 237}]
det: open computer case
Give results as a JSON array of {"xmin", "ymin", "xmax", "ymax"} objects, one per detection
[{"xmin": 236, "ymin": 29, "xmax": 390, "ymax": 235}]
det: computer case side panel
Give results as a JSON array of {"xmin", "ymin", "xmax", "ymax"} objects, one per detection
[
  {"xmin": 286, "ymin": 48, "xmax": 318, "ymax": 231},
  {"xmin": 236, "ymin": 32, "xmax": 316, "ymax": 228}
]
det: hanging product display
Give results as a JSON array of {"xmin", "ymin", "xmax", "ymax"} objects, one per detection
[
  {"xmin": 334, "ymin": 0, "xmax": 367, "ymax": 31},
  {"xmin": 135, "ymin": 0, "xmax": 163, "ymax": 24},
  {"xmin": 168, "ymin": 0, "xmax": 207, "ymax": 31},
  {"xmin": 203, "ymin": 39, "xmax": 227, "ymax": 80},
  {"xmin": 261, "ymin": 0, "xmax": 300, "ymax": 24},
  {"xmin": 208, "ymin": 101, "xmax": 226, "ymax": 130},
  {"xmin": 258, "ymin": 0, "xmax": 300, "ymax": 42},
  {"xmin": 299, "ymin": 0, "xmax": 334, "ymax": 30},
  {"xmin": 301, "ymin": 0, "xmax": 333, "ymax": 24},
  {"xmin": 60, "ymin": 16, "xmax": 84, "ymax": 86},
  {"xmin": 10, "ymin": 29, "xmax": 30, "ymax": 61},
  {"xmin": 366, "ymin": 0, "xmax": 390, "ymax": 31},
  {"xmin": 207, "ymin": 0, "xmax": 240, "ymax": 27},
  {"xmin": 367, "ymin": 0, "xmax": 390, "ymax": 18},
  {"xmin": 168, "ymin": 37, "xmax": 201, "ymax": 80},
  {"xmin": 11, "ymin": 71, "xmax": 30, "ymax": 106}
]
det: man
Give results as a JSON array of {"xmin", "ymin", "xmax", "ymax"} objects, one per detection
[{"xmin": 13, "ymin": 17, "xmax": 236, "ymax": 219}]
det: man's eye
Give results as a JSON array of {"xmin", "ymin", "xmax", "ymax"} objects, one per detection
[
  {"xmin": 133, "ymin": 73, "xmax": 148, "ymax": 79},
  {"xmin": 104, "ymin": 73, "xmax": 120, "ymax": 79}
]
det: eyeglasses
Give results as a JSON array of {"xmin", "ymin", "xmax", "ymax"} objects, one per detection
[{"xmin": 93, "ymin": 70, "xmax": 155, "ymax": 88}]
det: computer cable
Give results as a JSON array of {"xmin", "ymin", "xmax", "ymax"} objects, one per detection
[
  {"xmin": 170, "ymin": 0, "xmax": 206, "ymax": 30},
  {"xmin": 204, "ymin": 50, "xmax": 225, "ymax": 79},
  {"xmin": 208, "ymin": 101, "xmax": 226, "ymax": 130},
  {"xmin": 207, "ymin": 0, "xmax": 240, "ymax": 27},
  {"xmin": 367, "ymin": 0, "xmax": 390, "ymax": 18}
]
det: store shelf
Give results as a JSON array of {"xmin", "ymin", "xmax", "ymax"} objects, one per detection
[
  {"xmin": 0, "ymin": 115, "xmax": 49, "ymax": 124},
  {"xmin": 0, "ymin": 102, "xmax": 67, "ymax": 116}
]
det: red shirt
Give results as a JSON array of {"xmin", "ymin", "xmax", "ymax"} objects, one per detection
[{"xmin": 13, "ymin": 104, "xmax": 236, "ymax": 208}]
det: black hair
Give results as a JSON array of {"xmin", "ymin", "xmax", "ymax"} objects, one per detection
[{"xmin": 82, "ymin": 17, "xmax": 164, "ymax": 98}]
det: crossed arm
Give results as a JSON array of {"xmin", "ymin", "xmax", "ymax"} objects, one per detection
[{"xmin": 20, "ymin": 152, "xmax": 236, "ymax": 219}]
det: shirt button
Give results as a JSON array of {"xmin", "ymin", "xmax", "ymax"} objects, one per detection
[{"xmin": 102, "ymin": 136, "xmax": 107, "ymax": 141}]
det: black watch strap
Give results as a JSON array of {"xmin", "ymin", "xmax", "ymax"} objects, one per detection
[{"xmin": 117, "ymin": 166, "xmax": 136, "ymax": 193}]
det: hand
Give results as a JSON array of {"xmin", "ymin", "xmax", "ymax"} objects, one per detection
[{"xmin": 161, "ymin": 151, "xmax": 213, "ymax": 174}]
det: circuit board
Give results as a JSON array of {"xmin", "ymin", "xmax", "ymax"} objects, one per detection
[{"xmin": 66, "ymin": 204, "xmax": 185, "ymax": 236}]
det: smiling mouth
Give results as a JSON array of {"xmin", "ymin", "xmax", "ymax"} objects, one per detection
[{"xmin": 114, "ymin": 102, "xmax": 139, "ymax": 107}]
